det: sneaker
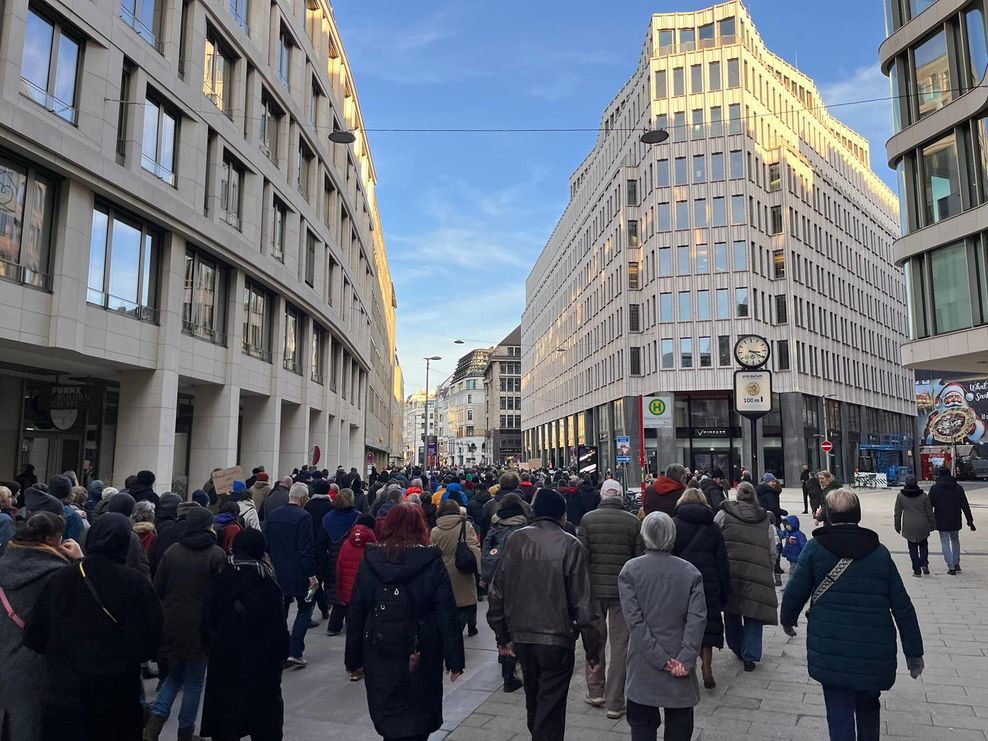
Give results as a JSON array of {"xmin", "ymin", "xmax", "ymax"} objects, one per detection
[
  {"xmin": 912, "ymin": 571, "xmax": 922, "ymax": 577},
  {"xmin": 606, "ymin": 708, "xmax": 626, "ymax": 720},
  {"xmin": 348, "ymin": 669, "xmax": 364, "ymax": 681},
  {"xmin": 584, "ymin": 696, "xmax": 605, "ymax": 707},
  {"xmin": 922, "ymin": 566, "xmax": 930, "ymax": 575},
  {"xmin": 954, "ymin": 565, "xmax": 962, "ymax": 573},
  {"xmin": 948, "ymin": 569, "xmax": 957, "ymax": 576},
  {"xmin": 286, "ymin": 656, "xmax": 308, "ymax": 668},
  {"xmin": 504, "ymin": 674, "xmax": 523, "ymax": 693},
  {"xmin": 743, "ymin": 661, "xmax": 756, "ymax": 672}
]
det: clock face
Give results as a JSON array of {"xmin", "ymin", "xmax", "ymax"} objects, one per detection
[{"xmin": 734, "ymin": 335, "xmax": 770, "ymax": 368}]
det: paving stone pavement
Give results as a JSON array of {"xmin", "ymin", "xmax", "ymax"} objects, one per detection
[{"xmin": 149, "ymin": 484, "xmax": 988, "ymax": 739}]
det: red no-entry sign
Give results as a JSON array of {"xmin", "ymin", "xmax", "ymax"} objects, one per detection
[{"xmin": 821, "ymin": 440, "xmax": 833, "ymax": 454}]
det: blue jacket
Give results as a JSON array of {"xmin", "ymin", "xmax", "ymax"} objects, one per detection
[
  {"xmin": 441, "ymin": 483, "xmax": 466, "ymax": 506},
  {"xmin": 780, "ymin": 524, "xmax": 923, "ymax": 692},
  {"xmin": 780, "ymin": 515, "xmax": 807, "ymax": 563},
  {"xmin": 265, "ymin": 503, "xmax": 315, "ymax": 597},
  {"xmin": 62, "ymin": 506, "xmax": 85, "ymax": 542}
]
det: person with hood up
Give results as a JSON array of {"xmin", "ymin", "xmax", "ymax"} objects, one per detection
[
  {"xmin": 643, "ymin": 464, "xmax": 687, "ymax": 516},
  {"xmin": 519, "ymin": 472, "xmax": 536, "ymax": 503},
  {"xmin": 467, "ymin": 485, "xmax": 492, "ymax": 530},
  {"xmin": 779, "ymin": 515, "xmax": 807, "ymax": 574},
  {"xmin": 0, "ymin": 512, "xmax": 81, "ymax": 740},
  {"xmin": 130, "ymin": 469, "xmax": 160, "ymax": 507},
  {"xmin": 431, "ymin": 499, "xmax": 482, "ymax": 637},
  {"xmin": 755, "ymin": 473, "xmax": 787, "ymax": 522},
  {"xmin": 373, "ymin": 484, "xmax": 403, "ymax": 520},
  {"xmin": 306, "ymin": 477, "xmax": 336, "ymax": 621},
  {"xmin": 46, "ymin": 475, "xmax": 85, "ymax": 541},
  {"xmin": 154, "ymin": 492, "xmax": 182, "ymax": 539},
  {"xmin": 24, "ymin": 513, "xmax": 163, "ymax": 740},
  {"xmin": 105, "ymin": 491, "xmax": 152, "ymax": 580},
  {"xmin": 145, "ymin": 507, "xmax": 226, "ymax": 741},
  {"xmin": 895, "ymin": 476, "xmax": 937, "ymax": 577},
  {"xmin": 250, "ymin": 472, "xmax": 272, "ymax": 516},
  {"xmin": 200, "ymin": 529, "xmax": 290, "ymax": 741},
  {"xmin": 672, "ymin": 488, "xmax": 731, "ymax": 690},
  {"xmin": 781, "ymin": 488, "xmax": 924, "ymax": 740},
  {"xmin": 84, "ymin": 479, "xmax": 104, "ymax": 519},
  {"xmin": 213, "ymin": 501, "xmax": 244, "ymax": 554},
  {"xmin": 699, "ymin": 469, "xmax": 729, "ymax": 511},
  {"xmin": 150, "ymin": 498, "xmax": 198, "ymax": 575},
  {"xmin": 929, "ymin": 466, "xmax": 976, "ymax": 575},
  {"xmin": 441, "ymin": 480, "xmax": 468, "ymax": 507},
  {"xmin": 323, "ymin": 487, "xmax": 361, "ymax": 635},
  {"xmin": 335, "ymin": 513, "xmax": 377, "ymax": 680},
  {"xmin": 714, "ymin": 482, "xmax": 778, "ymax": 672},
  {"xmin": 567, "ymin": 475, "xmax": 602, "ymax": 530}
]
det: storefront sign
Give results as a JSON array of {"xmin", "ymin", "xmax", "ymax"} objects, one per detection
[
  {"xmin": 693, "ymin": 427, "xmax": 732, "ymax": 438},
  {"xmin": 39, "ymin": 384, "xmax": 100, "ymax": 412},
  {"xmin": 734, "ymin": 371, "xmax": 772, "ymax": 417},
  {"xmin": 643, "ymin": 395, "xmax": 673, "ymax": 428}
]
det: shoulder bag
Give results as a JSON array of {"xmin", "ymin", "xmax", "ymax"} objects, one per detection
[
  {"xmin": 808, "ymin": 557, "xmax": 853, "ymax": 615},
  {"xmin": 455, "ymin": 520, "xmax": 478, "ymax": 574},
  {"xmin": 0, "ymin": 586, "xmax": 25, "ymax": 629}
]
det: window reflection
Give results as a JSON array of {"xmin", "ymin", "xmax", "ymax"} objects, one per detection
[
  {"xmin": 914, "ymin": 30, "xmax": 952, "ymax": 118},
  {"xmin": 921, "ymin": 132, "xmax": 961, "ymax": 224}
]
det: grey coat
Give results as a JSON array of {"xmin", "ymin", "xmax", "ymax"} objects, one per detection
[
  {"xmin": 894, "ymin": 490, "xmax": 936, "ymax": 543},
  {"xmin": 618, "ymin": 551, "xmax": 706, "ymax": 709},
  {"xmin": 714, "ymin": 501, "xmax": 779, "ymax": 625}
]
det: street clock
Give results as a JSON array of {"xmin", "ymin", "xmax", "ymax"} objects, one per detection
[{"xmin": 734, "ymin": 334, "xmax": 770, "ymax": 369}]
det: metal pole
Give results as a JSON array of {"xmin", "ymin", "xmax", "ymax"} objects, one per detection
[
  {"xmin": 423, "ymin": 359, "xmax": 430, "ymax": 469},
  {"xmin": 750, "ymin": 416, "xmax": 758, "ymax": 482},
  {"xmin": 821, "ymin": 395, "xmax": 829, "ymax": 472}
]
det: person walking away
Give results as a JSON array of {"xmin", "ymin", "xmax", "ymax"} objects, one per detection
[
  {"xmin": 672, "ymin": 488, "xmax": 731, "ymax": 689},
  {"xmin": 131, "ymin": 500, "xmax": 157, "ymax": 555},
  {"xmin": 130, "ymin": 469, "xmax": 160, "ymax": 507},
  {"xmin": 781, "ymin": 488, "xmax": 924, "ymax": 740},
  {"xmin": 642, "ymin": 464, "xmax": 687, "ymax": 516},
  {"xmin": 145, "ymin": 507, "xmax": 226, "ymax": 741},
  {"xmin": 0, "ymin": 512, "xmax": 81, "ymax": 740},
  {"xmin": 104, "ymin": 491, "xmax": 152, "ymax": 579},
  {"xmin": 335, "ymin": 513, "xmax": 377, "ymax": 680},
  {"xmin": 24, "ymin": 513, "xmax": 163, "ymax": 741},
  {"xmin": 577, "ymin": 478, "xmax": 644, "ymax": 719},
  {"xmin": 567, "ymin": 475, "xmax": 601, "ymax": 530},
  {"xmin": 345, "ymin": 503, "xmax": 465, "ymax": 740},
  {"xmin": 929, "ymin": 466, "xmax": 975, "ymax": 575},
  {"xmin": 250, "ymin": 472, "xmax": 272, "ymax": 519},
  {"xmin": 894, "ymin": 476, "xmax": 936, "ymax": 577},
  {"xmin": 231, "ymin": 480, "xmax": 261, "ymax": 530},
  {"xmin": 780, "ymin": 515, "xmax": 807, "ymax": 574},
  {"xmin": 800, "ymin": 465, "xmax": 812, "ymax": 514},
  {"xmin": 266, "ymin": 483, "xmax": 318, "ymax": 667},
  {"xmin": 619, "ymin": 512, "xmax": 706, "ymax": 741},
  {"xmin": 47, "ymin": 475, "xmax": 85, "ymax": 541},
  {"xmin": 805, "ymin": 473, "xmax": 824, "ymax": 521},
  {"xmin": 305, "ymin": 478, "xmax": 335, "ymax": 620},
  {"xmin": 200, "ymin": 530, "xmax": 290, "ymax": 741},
  {"xmin": 480, "ymin": 493, "xmax": 529, "ymax": 692},
  {"xmin": 323, "ymin": 487, "xmax": 360, "ymax": 635},
  {"xmin": 481, "ymin": 471, "xmax": 531, "ymax": 543},
  {"xmin": 699, "ymin": 469, "xmax": 729, "ymax": 511},
  {"xmin": 150, "ymin": 498, "xmax": 197, "ymax": 575},
  {"xmin": 714, "ymin": 482, "xmax": 778, "ymax": 672},
  {"xmin": 487, "ymin": 489, "xmax": 602, "ymax": 741},
  {"xmin": 261, "ymin": 476, "xmax": 293, "ymax": 525},
  {"xmin": 431, "ymin": 499, "xmax": 482, "ymax": 636}
]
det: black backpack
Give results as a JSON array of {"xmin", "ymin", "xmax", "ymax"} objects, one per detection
[{"xmin": 368, "ymin": 581, "xmax": 420, "ymax": 658}]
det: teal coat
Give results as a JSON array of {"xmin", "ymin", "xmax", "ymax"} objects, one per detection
[{"xmin": 780, "ymin": 525, "xmax": 923, "ymax": 692}]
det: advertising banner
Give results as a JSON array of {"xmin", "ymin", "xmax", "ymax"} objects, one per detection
[
  {"xmin": 734, "ymin": 370, "xmax": 772, "ymax": 416},
  {"xmin": 916, "ymin": 378, "xmax": 988, "ymax": 444}
]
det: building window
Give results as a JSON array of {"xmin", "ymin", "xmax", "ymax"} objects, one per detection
[
  {"xmin": 769, "ymin": 205, "xmax": 783, "ymax": 235},
  {"xmin": 736, "ymin": 287, "xmax": 749, "ymax": 317},
  {"xmin": 680, "ymin": 27, "xmax": 695, "ymax": 50},
  {"xmin": 628, "ymin": 261, "xmax": 640, "ymax": 289},
  {"xmin": 0, "ymin": 155, "xmax": 55, "ymax": 290},
  {"xmin": 676, "ymin": 200, "xmax": 689, "ymax": 229},
  {"xmin": 673, "ymin": 67, "xmax": 685, "ymax": 96},
  {"xmin": 87, "ymin": 205, "xmax": 158, "ymax": 321},
  {"xmin": 921, "ymin": 132, "xmax": 961, "ymax": 224},
  {"xmin": 628, "ymin": 219, "xmax": 639, "ymax": 247},
  {"xmin": 699, "ymin": 336, "xmax": 712, "ymax": 367},
  {"xmin": 283, "ymin": 304, "xmax": 301, "ymax": 373},
  {"xmin": 731, "ymin": 194, "xmax": 745, "ymax": 224},
  {"xmin": 203, "ymin": 31, "xmax": 232, "ymax": 115},
  {"xmin": 709, "ymin": 61, "xmax": 721, "ymax": 91},
  {"xmin": 675, "ymin": 157, "xmax": 689, "ymax": 185},
  {"xmin": 913, "ymin": 29, "xmax": 952, "ymax": 119},
  {"xmin": 774, "ymin": 295, "xmax": 788, "ymax": 324},
  {"xmin": 727, "ymin": 58, "xmax": 740, "ymax": 87},
  {"xmin": 733, "ymin": 240, "xmax": 748, "ymax": 270},
  {"xmin": 658, "ymin": 202, "xmax": 671, "ymax": 231},
  {"xmin": 729, "ymin": 150, "xmax": 744, "ymax": 179},
  {"xmin": 297, "ymin": 140, "xmax": 312, "ymax": 199},
  {"xmin": 694, "ymin": 198, "xmax": 708, "ymax": 228},
  {"xmin": 116, "ymin": 64, "xmax": 132, "ymax": 162},
  {"xmin": 311, "ymin": 324, "xmax": 325, "ymax": 384},
  {"xmin": 679, "ymin": 291, "xmax": 692, "ymax": 321},
  {"xmin": 659, "ymin": 246, "xmax": 672, "ymax": 275},
  {"xmin": 680, "ymin": 337, "xmax": 693, "ymax": 368},
  {"xmin": 772, "ymin": 249, "xmax": 786, "ymax": 278},
  {"xmin": 141, "ymin": 96, "xmax": 177, "ymax": 185},
  {"xmin": 711, "ymin": 151, "xmax": 724, "ymax": 180},
  {"xmin": 310, "ymin": 78, "xmax": 322, "ymax": 128},
  {"xmin": 716, "ymin": 288, "xmax": 730, "ymax": 319},
  {"xmin": 259, "ymin": 93, "xmax": 281, "ymax": 161},
  {"xmin": 930, "ymin": 241, "xmax": 973, "ymax": 332},
  {"xmin": 695, "ymin": 243, "xmax": 709, "ymax": 273},
  {"xmin": 270, "ymin": 197, "xmax": 286, "ymax": 261},
  {"xmin": 626, "ymin": 178, "xmax": 638, "ymax": 206},
  {"xmin": 278, "ymin": 28, "xmax": 292, "ymax": 88},
  {"xmin": 655, "ymin": 70, "xmax": 667, "ymax": 98},
  {"xmin": 673, "ymin": 111, "xmax": 686, "ymax": 142},
  {"xmin": 629, "ymin": 303, "xmax": 641, "ymax": 332},
  {"xmin": 693, "ymin": 153, "xmax": 706, "ymax": 182},
  {"xmin": 657, "ymin": 158, "xmax": 670, "ymax": 186},
  {"xmin": 120, "ymin": 0, "xmax": 162, "ymax": 50},
  {"xmin": 718, "ymin": 335, "xmax": 731, "ymax": 366},
  {"xmin": 242, "ymin": 281, "xmax": 269, "ymax": 360},
  {"xmin": 697, "ymin": 290, "xmax": 711, "ymax": 320},
  {"xmin": 966, "ymin": 7, "xmax": 988, "ymax": 87},
  {"xmin": 720, "ymin": 16, "xmax": 736, "ymax": 40},
  {"xmin": 691, "ymin": 64, "xmax": 703, "ymax": 93},
  {"xmin": 219, "ymin": 156, "xmax": 243, "ymax": 229},
  {"xmin": 304, "ymin": 230, "xmax": 316, "ymax": 287},
  {"xmin": 768, "ymin": 162, "xmax": 781, "ymax": 190},
  {"xmin": 182, "ymin": 249, "xmax": 227, "ymax": 344},
  {"xmin": 712, "ymin": 197, "xmax": 727, "ymax": 226},
  {"xmin": 661, "ymin": 338, "xmax": 674, "ymax": 369},
  {"xmin": 677, "ymin": 244, "xmax": 690, "ymax": 274},
  {"xmin": 21, "ymin": 8, "xmax": 81, "ymax": 124},
  {"xmin": 630, "ymin": 346, "xmax": 642, "ymax": 376},
  {"xmin": 660, "ymin": 292, "xmax": 673, "ymax": 322},
  {"xmin": 776, "ymin": 339, "xmax": 790, "ymax": 370},
  {"xmin": 229, "ymin": 0, "xmax": 248, "ymax": 34},
  {"xmin": 728, "ymin": 104, "xmax": 742, "ymax": 134}
]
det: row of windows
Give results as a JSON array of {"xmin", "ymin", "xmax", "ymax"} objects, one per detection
[
  {"xmin": 634, "ymin": 287, "xmax": 750, "ymax": 325},
  {"xmin": 628, "ymin": 335, "xmax": 790, "ymax": 375},
  {"xmin": 655, "ymin": 150, "xmax": 745, "ymax": 187},
  {"xmin": 499, "ymin": 415, "xmax": 522, "ymax": 430},
  {"xmin": 884, "ymin": 0, "xmax": 939, "ymax": 35},
  {"xmin": 652, "ymin": 194, "xmax": 747, "ymax": 231},
  {"xmin": 654, "ymin": 57, "xmax": 741, "ymax": 99},
  {"xmin": 653, "ymin": 104, "xmax": 743, "ymax": 143},
  {"xmin": 654, "ymin": 16, "xmax": 738, "ymax": 56}
]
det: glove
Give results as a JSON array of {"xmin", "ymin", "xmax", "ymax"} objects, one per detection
[
  {"xmin": 906, "ymin": 656, "xmax": 924, "ymax": 679},
  {"xmin": 782, "ymin": 625, "xmax": 797, "ymax": 638},
  {"xmin": 970, "ymin": 523, "xmax": 977, "ymax": 532}
]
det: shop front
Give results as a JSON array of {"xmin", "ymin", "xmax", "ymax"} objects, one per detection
[{"xmin": 674, "ymin": 395, "xmax": 741, "ymax": 475}]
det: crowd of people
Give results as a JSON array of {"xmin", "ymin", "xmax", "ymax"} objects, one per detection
[{"xmin": 0, "ymin": 460, "xmax": 939, "ymax": 741}]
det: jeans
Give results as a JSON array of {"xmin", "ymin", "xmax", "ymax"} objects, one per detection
[
  {"xmin": 284, "ymin": 595, "xmax": 315, "ymax": 658},
  {"xmin": 152, "ymin": 657, "xmax": 208, "ymax": 732},
  {"xmin": 939, "ymin": 530, "xmax": 961, "ymax": 569},
  {"xmin": 626, "ymin": 700, "xmax": 693, "ymax": 741},
  {"xmin": 515, "ymin": 643, "xmax": 576, "ymax": 741},
  {"xmin": 907, "ymin": 539, "xmax": 929, "ymax": 572},
  {"xmin": 724, "ymin": 612, "xmax": 763, "ymax": 663},
  {"xmin": 585, "ymin": 599, "xmax": 630, "ymax": 712},
  {"xmin": 822, "ymin": 686, "xmax": 880, "ymax": 741}
]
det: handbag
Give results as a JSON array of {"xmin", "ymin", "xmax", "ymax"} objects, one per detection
[
  {"xmin": 454, "ymin": 520, "xmax": 477, "ymax": 574},
  {"xmin": 808, "ymin": 557, "xmax": 853, "ymax": 615}
]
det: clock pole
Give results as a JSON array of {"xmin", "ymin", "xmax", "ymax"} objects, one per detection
[
  {"xmin": 733, "ymin": 334, "xmax": 772, "ymax": 484},
  {"xmin": 749, "ymin": 415, "xmax": 758, "ymax": 482}
]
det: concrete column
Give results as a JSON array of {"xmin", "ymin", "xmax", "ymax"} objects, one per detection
[
  {"xmin": 48, "ymin": 181, "xmax": 95, "ymax": 353},
  {"xmin": 336, "ymin": 415, "xmax": 349, "ymax": 468},
  {"xmin": 188, "ymin": 383, "xmax": 240, "ymax": 489},
  {"xmin": 781, "ymin": 391, "xmax": 805, "ymax": 486},
  {"xmin": 241, "ymin": 394, "xmax": 279, "ymax": 477},
  {"xmin": 309, "ymin": 407, "xmax": 327, "ymax": 468},
  {"xmin": 326, "ymin": 411, "xmax": 340, "ymax": 465},
  {"xmin": 279, "ymin": 400, "xmax": 308, "ymax": 470},
  {"xmin": 114, "ymin": 368, "xmax": 178, "ymax": 492}
]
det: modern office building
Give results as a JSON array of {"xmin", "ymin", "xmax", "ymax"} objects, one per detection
[
  {"xmin": 522, "ymin": 0, "xmax": 915, "ymax": 485},
  {"xmin": 401, "ymin": 389, "xmax": 434, "ymax": 466},
  {"xmin": 880, "ymin": 0, "xmax": 988, "ymax": 374},
  {"xmin": 484, "ymin": 325, "xmax": 523, "ymax": 464},
  {"xmin": 0, "ymin": 0, "xmax": 401, "ymax": 494},
  {"xmin": 440, "ymin": 347, "xmax": 491, "ymax": 467}
]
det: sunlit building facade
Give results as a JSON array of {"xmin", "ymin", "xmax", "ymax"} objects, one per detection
[{"xmin": 523, "ymin": 0, "xmax": 914, "ymax": 485}]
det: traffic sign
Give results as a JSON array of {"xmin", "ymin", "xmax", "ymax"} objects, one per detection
[
  {"xmin": 616, "ymin": 455, "xmax": 632, "ymax": 464},
  {"xmin": 821, "ymin": 440, "xmax": 833, "ymax": 454},
  {"xmin": 616, "ymin": 436, "xmax": 631, "ymax": 457}
]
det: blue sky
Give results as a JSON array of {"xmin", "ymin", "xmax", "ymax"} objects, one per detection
[{"xmin": 333, "ymin": 0, "xmax": 896, "ymax": 395}]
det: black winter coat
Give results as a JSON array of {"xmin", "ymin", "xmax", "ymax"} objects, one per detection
[
  {"xmin": 200, "ymin": 558, "xmax": 290, "ymax": 740},
  {"xmin": 673, "ymin": 504, "xmax": 731, "ymax": 648},
  {"xmin": 304, "ymin": 495, "xmax": 334, "ymax": 579},
  {"xmin": 567, "ymin": 482, "xmax": 601, "ymax": 527},
  {"xmin": 756, "ymin": 483, "xmax": 787, "ymax": 521},
  {"xmin": 466, "ymin": 491, "xmax": 491, "ymax": 535},
  {"xmin": 929, "ymin": 476, "xmax": 974, "ymax": 532},
  {"xmin": 700, "ymin": 479, "xmax": 727, "ymax": 510},
  {"xmin": 345, "ymin": 545, "xmax": 464, "ymax": 739}
]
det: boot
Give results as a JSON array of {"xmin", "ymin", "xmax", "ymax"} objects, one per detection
[
  {"xmin": 143, "ymin": 713, "xmax": 165, "ymax": 741},
  {"xmin": 502, "ymin": 657, "xmax": 523, "ymax": 693},
  {"xmin": 700, "ymin": 646, "xmax": 715, "ymax": 689},
  {"xmin": 177, "ymin": 728, "xmax": 200, "ymax": 741}
]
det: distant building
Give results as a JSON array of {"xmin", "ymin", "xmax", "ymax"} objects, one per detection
[
  {"xmin": 440, "ymin": 348, "xmax": 492, "ymax": 467},
  {"xmin": 485, "ymin": 326, "xmax": 523, "ymax": 464},
  {"xmin": 402, "ymin": 389, "xmax": 435, "ymax": 466}
]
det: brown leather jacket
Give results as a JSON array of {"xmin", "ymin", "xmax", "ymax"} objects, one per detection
[{"xmin": 487, "ymin": 519, "xmax": 602, "ymax": 662}]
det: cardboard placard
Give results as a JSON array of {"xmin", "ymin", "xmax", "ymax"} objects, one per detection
[{"xmin": 211, "ymin": 465, "xmax": 243, "ymax": 495}]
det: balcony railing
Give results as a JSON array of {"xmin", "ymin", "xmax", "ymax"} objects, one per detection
[
  {"xmin": 141, "ymin": 154, "xmax": 176, "ymax": 186},
  {"xmin": 656, "ymin": 34, "xmax": 737, "ymax": 57},
  {"xmin": 311, "ymin": 369, "xmax": 324, "ymax": 385},
  {"xmin": 20, "ymin": 78, "xmax": 77, "ymax": 124},
  {"xmin": 182, "ymin": 319, "xmax": 227, "ymax": 347},
  {"xmin": 229, "ymin": 4, "xmax": 250, "ymax": 35},
  {"xmin": 87, "ymin": 289, "xmax": 159, "ymax": 323},
  {"xmin": 0, "ymin": 259, "xmax": 53, "ymax": 291},
  {"xmin": 242, "ymin": 341, "xmax": 272, "ymax": 363},
  {"xmin": 283, "ymin": 356, "xmax": 301, "ymax": 374},
  {"xmin": 219, "ymin": 208, "xmax": 242, "ymax": 231},
  {"xmin": 119, "ymin": 5, "xmax": 163, "ymax": 52}
]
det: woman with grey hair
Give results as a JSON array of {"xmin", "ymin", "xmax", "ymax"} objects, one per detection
[
  {"xmin": 619, "ymin": 512, "xmax": 706, "ymax": 741},
  {"xmin": 714, "ymin": 482, "xmax": 778, "ymax": 672}
]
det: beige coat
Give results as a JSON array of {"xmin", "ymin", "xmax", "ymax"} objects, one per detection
[{"xmin": 431, "ymin": 513, "xmax": 481, "ymax": 608}]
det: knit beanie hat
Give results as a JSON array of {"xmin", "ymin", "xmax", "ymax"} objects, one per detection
[
  {"xmin": 136, "ymin": 470, "xmax": 156, "ymax": 486},
  {"xmin": 191, "ymin": 489, "xmax": 210, "ymax": 507},
  {"xmin": 232, "ymin": 480, "xmax": 247, "ymax": 494},
  {"xmin": 26, "ymin": 486, "xmax": 64, "ymax": 516},
  {"xmin": 533, "ymin": 488, "xmax": 567, "ymax": 520},
  {"xmin": 600, "ymin": 479, "xmax": 623, "ymax": 497},
  {"xmin": 185, "ymin": 507, "xmax": 215, "ymax": 533},
  {"xmin": 48, "ymin": 475, "xmax": 73, "ymax": 501},
  {"xmin": 107, "ymin": 492, "xmax": 136, "ymax": 517}
]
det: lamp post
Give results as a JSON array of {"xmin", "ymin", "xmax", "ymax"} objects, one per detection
[{"xmin": 423, "ymin": 356, "xmax": 441, "ymax": 468}]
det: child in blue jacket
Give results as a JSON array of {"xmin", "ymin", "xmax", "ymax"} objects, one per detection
[{"xmin": 781, "ymin": 514, "xmax": 807, "ymax": 573}]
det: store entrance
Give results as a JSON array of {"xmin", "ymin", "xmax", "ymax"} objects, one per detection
[
  {"xmin": 22, "ymin": 434, "xmax": 84, "ymax": 483},
  {"xmin": 692, "ymin": 450, "xmax": 733, "ymax": 475}
]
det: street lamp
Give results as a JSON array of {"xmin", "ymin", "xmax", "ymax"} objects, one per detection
[
  {"xmin": 640, "ymin": 128, "xmax": 670, "ymax": 144},
  {"xmin": 329, "ymin": 129, "xmax": 356, "ymax": 144},
  {"xmin": 423, "ymin": 356, "xmax": 441, "ymax": 469}
]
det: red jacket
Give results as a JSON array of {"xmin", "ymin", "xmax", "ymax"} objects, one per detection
[
  {"xmin": 335, "ymin": 524, "xmax": 377, "ymax": 605},
  {"xmin": 643, "ymin": 476, "xmax": 685, "ymax": 515}
]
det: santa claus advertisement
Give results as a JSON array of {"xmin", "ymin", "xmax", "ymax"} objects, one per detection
[{"xmin": 916, "ymin": 378, "xmax": 988, "ymax": 479}]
